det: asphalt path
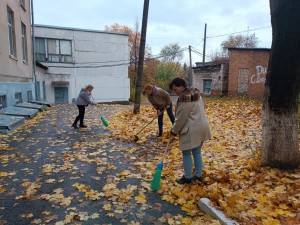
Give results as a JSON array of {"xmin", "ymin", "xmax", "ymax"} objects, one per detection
[{"xmin": 0, "ymin": 104, "xmax": 212, "ymax": 225}]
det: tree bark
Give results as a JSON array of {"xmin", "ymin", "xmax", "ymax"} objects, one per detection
[{"xmin": 262, "ymin": 0, "xmax": 300, "ymax": 169}]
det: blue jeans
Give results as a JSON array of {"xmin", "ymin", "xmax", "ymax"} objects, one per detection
[
  {"xmin": 157, "ymin": 102, "xmax": 175, "ymax": 134},
  {"xmin": 182, "ymin": 143, "xmax": 203, "ymax": 179}
]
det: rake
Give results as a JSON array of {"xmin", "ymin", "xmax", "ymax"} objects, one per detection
[{"xmin": 133, "ymin": 116, "xmax": 157, "ymax": 141}]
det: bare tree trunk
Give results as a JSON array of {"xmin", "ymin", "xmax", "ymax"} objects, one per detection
[{"xmin": 262, "ymin": 0, "xmax": 300, "ymax": 169}]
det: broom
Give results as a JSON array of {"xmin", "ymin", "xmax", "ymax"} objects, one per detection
[
  {"xmin": 100, "ymin": 116, "xmax": 109, "ymax": 127},
  {"xmin": 151, "ymin": 137, "xmax": 173, "ymax": 191},
  {"xmin": 90, "ymin": 95, "xmax": 109, "ymax": 127}
]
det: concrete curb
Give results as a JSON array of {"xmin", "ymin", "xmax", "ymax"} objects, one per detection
[{"xmin": 198, "ymin": 198, "xmax": 239, "ymax": 225}]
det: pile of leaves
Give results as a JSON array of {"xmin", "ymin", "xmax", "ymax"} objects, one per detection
[{"xmin": 107, "ymin": 98, "xmax": 300, "ymax": 225}]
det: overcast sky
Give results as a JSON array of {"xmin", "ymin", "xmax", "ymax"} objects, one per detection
[{"xmin": 33, "ymin": 0, "xmax": 272, "ymax": 65}]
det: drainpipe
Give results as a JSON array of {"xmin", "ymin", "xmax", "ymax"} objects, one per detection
[{"xmin": 30, "ymin": 0, "xmax": 37, "ymax": 100}]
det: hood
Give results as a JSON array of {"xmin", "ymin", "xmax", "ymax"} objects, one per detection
[{"xmin": 178, "ymin": 87, "xmax": 201, "ymax": 102}]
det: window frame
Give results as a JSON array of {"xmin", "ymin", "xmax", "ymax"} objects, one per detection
[
  {"xmin": 7, "ymin": 7, "xmax": 17, "ymax": 58},
  {"xmin": 20, "ymin": 0, "xmax": 26, "ymax": 10},
  {"xmin": 35, "ymin": 37, "xmax": 72, "ymax": 63},
  {"xmin": 21, "ymin": 22, "xmax": 28, "ymax": 63},
  {"xmin": 15, "ymin": 92, "xmax": 23, "ymax": 104},
  {"xmin": 27, "ymin": 91, "xmax": 32, "ymax": 101},
  {"xmin": 203, "ymin": 79, "xmax": 212, "ymax": 94},
  {"xmin": 0, "ymin": 95, "xmax": 7, "ymax": 110}
]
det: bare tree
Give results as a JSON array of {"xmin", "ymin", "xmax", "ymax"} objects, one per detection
[
  {"xmin": 221, "ymin": 34, "xmax": 258, "ymax": 49},
  {"xmin": 210, "ymin": 34, "xmax": 259, "ymax": 62},
  {"xmin": 262, "ymin": 0, "xmax": 300, "ymax": 169}
]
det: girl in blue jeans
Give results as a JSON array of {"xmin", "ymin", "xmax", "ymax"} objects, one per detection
[{"xmin": 169, "ymin": 78, "xmax": 211, "ymax": 184}]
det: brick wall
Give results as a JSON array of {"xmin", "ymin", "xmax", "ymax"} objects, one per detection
[{"xmin": 228, "ymin": 48, "xmax": 270, "ymax": 99}]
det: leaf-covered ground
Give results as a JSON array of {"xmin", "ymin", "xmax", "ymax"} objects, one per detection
[
  {"xmin": 0, "ymin": 104, "xmax": 216, "ymax": 225},
  {"xmin": 107, "ymin": 98, "xmax": 300, "ymax": 225},
  {"xmin": 0, "ymin": 98, "xmax": 299, "ymax": 225}
]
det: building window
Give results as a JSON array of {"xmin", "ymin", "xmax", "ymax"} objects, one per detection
[
  {"xmin": 0, "ymin": 95, "xmax": 7, "ymax": 110},
  {"xmin": 42, "ymin": 81, "xmax": 46, "ymax": 101},
  {"xmin": 27, "ymin": 91, "xmax": 32, "ymax": 101},
  {"xmin": 35, "ymin": 38, "xmax": 72, "ymax": 63},
  {"xmin": 35, "ymin": 38, "xmax": 46, "ymax": 61},
  {"xmin": 20, "ymin": 0, "xmax": 25, "ymax": 10},
  {"xmin": 21, "ymin": 22, "xmax": 28, "ymax": 62},
  {"xmin": 7, "ymin": 7, "xmax": 17, "ymax": 58},
  {"xmin": 203, "ymin": 79, "xmax": 212, "ymax": 94},
  {"xmin": 15, "ymin": 92, "xmax": 23, "ymax": 104}
]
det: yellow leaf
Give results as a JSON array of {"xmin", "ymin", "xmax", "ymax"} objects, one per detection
[
  {"xmin": 103, "ymin": 204, "xmax": 111, "ymax": 211},
  {"xmin": 262, "ymin": 218, "xmax": 281, "ymax": 225},
  {"xmin": 135, "ymin": 193, "xmax": 147, "ymax": 204}
]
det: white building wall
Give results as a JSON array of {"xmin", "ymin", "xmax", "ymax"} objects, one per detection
[{"xmin": 34, "ymin": 25, "xmax": 130, "ymax": 103}]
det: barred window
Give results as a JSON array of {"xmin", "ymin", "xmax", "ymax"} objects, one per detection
[
  {"xmin": 0, "ymin": 95, "xmax": 7, "ymax": 109},
  {"xmin": 15, "ymin": 92, "xmax": 23, "ymax": 104}
]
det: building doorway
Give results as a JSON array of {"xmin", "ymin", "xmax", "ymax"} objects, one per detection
[{"xmin": 54, "ymin": 87, "xmax": 68, "ymax": 103}]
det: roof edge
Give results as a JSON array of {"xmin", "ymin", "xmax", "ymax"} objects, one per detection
[
  {"xmin": 228, "ymin": 47, "xmax": 271, "ymax": 51},
  {"xmin": 34, "ymin": 24, "xmax": 129, "ymax": 36}
]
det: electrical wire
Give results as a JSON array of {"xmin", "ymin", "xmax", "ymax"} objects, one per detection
[{"xmin": 207, "ymin": 26, "xmax": 271, "ymax": 39}]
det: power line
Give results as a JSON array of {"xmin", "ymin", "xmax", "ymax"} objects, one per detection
[{"xmin": 207, "ymin": 26, "xmax": 271, "ymax": 39}]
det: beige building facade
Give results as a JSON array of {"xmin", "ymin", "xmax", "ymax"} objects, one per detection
[
  {"xmin": 0, "ymin": 0, "xmax": 34, "ymax": 108},
  {"xmin": 0, "ymin": 0, "xmax": 33, "ymax": 82}
]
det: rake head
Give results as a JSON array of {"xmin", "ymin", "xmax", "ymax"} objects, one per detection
[{"xmin": 133, "ymin": 135, "xmax": 139, "ymax": 141}]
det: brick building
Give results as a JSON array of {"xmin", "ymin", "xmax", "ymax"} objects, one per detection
[
  {"xmin": 228, "ymin": 48, "xmax": 270, "ymax": 99},
  {"xmin": 192, "ymin": 48, "xmax": 271, "ymax": 99},
  {"xmin": 193, "ymin": 61, "xmax": 229, "ymax": 96}
]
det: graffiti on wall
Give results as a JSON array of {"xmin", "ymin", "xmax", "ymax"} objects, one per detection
[{"xmin": 251, "ymin": 65, "xmax": 267, "ymax": 84}]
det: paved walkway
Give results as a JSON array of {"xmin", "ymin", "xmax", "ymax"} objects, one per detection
[{"xmin": 0, "ymin": 104, "xmax": 212, "ymax": 225}]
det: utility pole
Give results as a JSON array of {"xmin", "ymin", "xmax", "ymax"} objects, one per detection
[
  {"xmin": 188, "ymin": 45, "xmax": 193, "ymax": 87},
  {"xmin": 202, "ymin": 23, "xmax": 207, "ymax": 67},
  {"xmin": 133, "ymin": 0, "xmax": 150, "ymax": 114}
]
